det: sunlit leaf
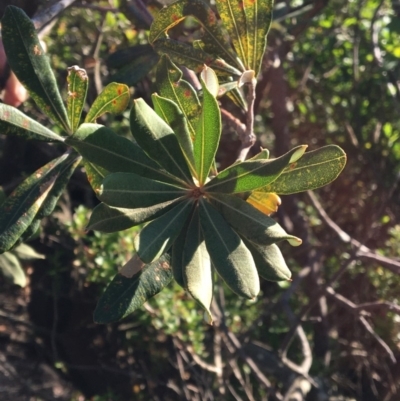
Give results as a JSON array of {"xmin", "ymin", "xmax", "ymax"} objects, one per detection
[
  {"xmin": 0, "ymin": 104, "xmax": 64, "ymax": 142},
  {"xmin": 152, "ymin": 94, "xmax": 196, "ymax": 177},
  {"xmin": 1, "ymin": 6, "xmax": 70, "ymax": 133},
  {"xmin": 244, "ymin": 240, "xmax": 292, "ymax": 281},
  {"xmin": 12, "ymin": 243, "xmax": 44, "ymax": 260},
  {"xmin": 149, "ymin": 0, "xmax": 241, "ymax": 70},
  {"xmin": 261, "ymin": 145, "xmax": 347, "ymax": 194},
  {"xmin": 0, "ymin": 153, "xmax": 71, "ymax": 253},
  {"xmin": 211, "ymin": 193, "xmax": 301, "ymax": 246},
  {"xmin": 67, "ymin": 66, "xmax": 88, "ymax": 133},
  {"xmin": 199, "ymin": 199, "xmax": 259, "ymax": 299},
  {"xmin": 247, "ymin": 192, "xmax": 281, "ymax": 215},
  {"xmin": 182, "ymin": 207, "xmax": 213, "ymax": 322},
  {"xmin": 87, "ymin": 199, "xmax": 181, "ymax": 233},
  {"xmin": 153, "ymin": 39, "xmax": 242, "ymax": 76},
  {"xmin": 215, "ymin": 0, "xmax": 274, "ymax": 75},
  {"xmin": 82, "ymin": 161, "xmax": 108, "ymax": 195},
  {"xmin": 205, "ymin": 145, "xmax": 307, "ymax": 193},
  {"xmin": 194, "ymin": 75, "xmax": 221, "ymax": 184},
  {"xmin": 130, "ymin": 98, "xmax": 193, "ymax": 184},
  {"xmin": 99, "ymin": 172, "xmax": 188, "ymax": 209},
  {"xmin": 66, "ymin": 123, "xmax": 181, "ymax": 185},
  {"xmin": 134, "ymin": 200, "xmax": 193, "ymax": 263},
  {"xmin": 0, "ymin": 252, "xmax": 26, "ymax": 287},
  {"xmin": 85, "ymin": 82, "xmax": 130, "ymax": 123},
  {"xmin": 155, "ymin": 55, "xmax": 201, "ymax": 141},
  {"xmin": 36, "ymin": 152, "xmax": 81, "ymax": 218},
  {"xmin": 94, "ymin": 254, "xmax": 172, "ymax": 324}
]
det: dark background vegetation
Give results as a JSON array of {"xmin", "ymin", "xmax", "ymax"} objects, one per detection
[{"xmin": 0, "ymin": 0, "xmax": 400, "ymax": 400}]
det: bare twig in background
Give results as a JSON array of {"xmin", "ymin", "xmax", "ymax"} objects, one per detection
[
  {"xmin": 326, "ymin": 287, "xmax": 396, "ymax": 363},
  {"xmin": 307, "ymin": 191, "xmax": 400, "ymax": 274}
]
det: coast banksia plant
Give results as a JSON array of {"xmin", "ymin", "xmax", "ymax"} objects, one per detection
[{"xmin": 0, "ymin": 2, "xmax": 347, "ymax": 324}]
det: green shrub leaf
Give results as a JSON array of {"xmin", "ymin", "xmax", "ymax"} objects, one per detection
[
  {"xmin": 99, "ymin": 172, "xmax": 188, "ymax": 209},
  {"xmin": 0, "ymin": 153, "xmax": 72, "ymax": 253},
  {"xmin": 261, "ymin": 145, "xmax": 347, "ymax": 195},
  {"xmin": 94, "ymin": 254, "xmax": 172, "ymax": 324},
  {"xmin": 134, "ymin": 200, "xmax": 193, "ymax": 263},
  {"xmin": 1, "ymin": 6, "xmax": 70, "ymax": 133},
  {"xmin": 212, "ymin": 193, "xmax": 302, "ymax": 246},
  {"xmin": 215, "ymin": 0, "xmax": 273, "ymax": 75},
  {"xmin": 0, "ymin": 252, "xmax": 26, "ymax": 287},
  {"xmin": 205, "ymin": 145, "xmax": 307, "ymax": 193},
  {"xmin": 182, "ymin": 207, "xmax": 213, "ymax": 323},
  {"xmin": 36, "ymin": 152, "xmax": 81, "ymax": 218},
  {"xmin": 85, "ymin": 82, "xmax": 130, "ymax": 123},
  {"xmin": 154, "ymin": 39, "xmax": 242, "ymax": 76},
  {"xmin": 194, "ymin": 75, "xmax": 221, "ymax": 184},
  {"xmin": 0, "ymin": 104, "xmax": 64, "ymax": 142},
  {"xmin": 130, "ymin": 98, "xmax": 193, "ymax": 184},
  {"xmin": 88, "ymin": 199, "xmax": 181, "ymax": 233},
  {"xmin": 152, "ymin": 94, "xmax": 196, "ymax": 176},
  {"xmin": 155, "ymin": 55, "xmax": 200, "ymax": 141},
  {"xmin": 199, "ymin": 199, "xmax": 259, "ymax": 299},
  {"xmin": 82, "ymin": 161, "xmax": 108, "ymax": 195},
  {"xmin": 244, "ymin": 240, "xmax": 292, "ymax": 281},
  {"xmin": 67, "ymin": 66, "xmax": 88, "ymax": 133},
  {"xmin": 149, "ymin": 0, "xmax": 240, "ymax": 70},
  {"xmin": 66, "ymin": 123, "xmax": 180, "ymax": 185}
]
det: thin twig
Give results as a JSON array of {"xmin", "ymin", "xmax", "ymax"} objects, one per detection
[
  {"xmin": 237, "ymin": 78, "xmax": 257, "ymax": 161},
  {"xmin": 326, "ymin": 287, "xmax": 396, "ymax": 363},
  {"xmin": 221, "ymin": 108, "xmax": 246, "ymax": 138},
  {"xmin": 307, "ymin": 191, "xmax": 400, "ymax": 274}
]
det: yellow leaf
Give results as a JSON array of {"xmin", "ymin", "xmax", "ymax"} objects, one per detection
[{"xmin": 247, "ymin": 192, "xmax": 281, "ymax": 215}]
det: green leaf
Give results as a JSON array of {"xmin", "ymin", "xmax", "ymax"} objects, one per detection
[
  {"xmin": 171, "ymin": 224, "xmax": 188, "ymax": 289},
  {"xmin": 244, "ymin": 240, "xmax": 291, "ymax": 281},
  {"xmin": 261, "ymin": 145, "xmax": 347, "ymax": 195},
  {"xmin": 0, "ymin": 252, "xmax": 26, "ymax": 287},
  {"xmin": 215, "ymin": 0, "xmax": 274, "ymax": 75},
  {"xmin": 0, "ymin": 104, "xmax": 64, "ymax": 142},
  {"xmin": 204, "ymin": 145, "xmax": 307, "ymax": 193},
  {"xmin": 99, "ymin": 172, "xmax": 188, "ymax": 209},
  {"xmin": 153, "ymin": 39, "xmax": 242, "ymax": 77},
  {"xmin": 211, "ymin": 193, "xmax": 302, "ymax": 246},
  {"xmin": 85, "ymin": 82, "xmax": 130, "ymax": 123},
  {"xmin": 194, "ymin": 75, "xmax": 221, "ymax": 184},
  {"xmin": 199, "ymin": 199, "xmax": 259, "ymax": 299},
  {"xmin": 12, "ymin": 243, "xmax": 44, "ymax": 260},
  {"xmin": 87, "ymin": 199, "xmax": 181, "ymax": 233},
  {"xmin": 1, "ymin": 6, "xmax": 70, "ymax": 133},
  {"xmin": 82, "ymin": 161, "xmax": 108, "ymax": 195},
  {"xmin": 0, "ymin": 153, "xmax": 71, "ymax": 253},
  {"xmin": 130, "ymin": 98, "xmax": 193, "ymax": 184},
  {"xmin": 36, "ymin": 152, "xmax": 81, "ymax": 218},
  {"xmin": 182, "ymin": 207, "xmax": 213, "ymax": 323},
  {"xmin": 149, "ymin": 0, "xmax": 241, "ymax": 70},
  {"xmin": 155, "ymin": 55, "xmax": 201, "ymax": 141},
  {"xmin": 94, "ymin": 254, "xmax": 172, "ymax": 324},
  {"xmin": 66, "ymin": 123, "xmax": 181, "ymax": 185},
  {"xmin": 67, "ymin": 66, "xmax": 88, "ymax": 133},
  {"xmin": 152, "ymin": 94, "xmax": 196, "ymax": 177},
  {"xmin": 134, "ymin": 200, "xmax": 193, "ymax": 263}
]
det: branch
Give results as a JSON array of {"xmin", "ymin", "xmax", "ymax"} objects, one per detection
[
  {"xmin": 237, "ymin": 78, "xmax": 257, "ymax": 161},
  {"xmin": 307, "ymin": 191, "xmax": 400, "ymax": 274},
  {"xmin": 326, "ymin": 287, "xmax": 396, "ymax": 363}
]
